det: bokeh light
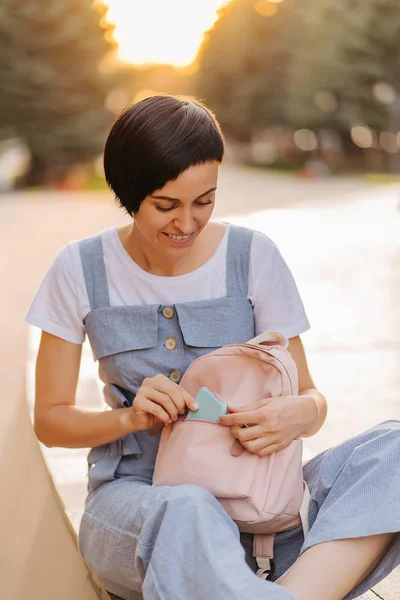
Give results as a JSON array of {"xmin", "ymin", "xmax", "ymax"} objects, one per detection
[
  {"xmin": 379, "ymin": 132, "xmax": 398, "ymax": 153},
  {"xmin": 350, "ymin": 126, "xmax": 374, "ymax": 149},
  {"xmin": 133, "ymin": 89, "xmax": 158, "ymax": 104},
  {"xmin": 105, "ymin": 88, "xmax": 131, "ymax": 113},
  {"xmin": 293, "ymin": 129, "xmax": 318, "ymax": 151},
  {"xmin": 315, "ymin": 91, "xmax": 338, "ymax": 113},
  {"xmin": 373, "ymin": 82, "xmax": 396, "ymax": 105},
  {"xmin": 254, "ymin": 1, "xmax": 277, "ymax": 17}
]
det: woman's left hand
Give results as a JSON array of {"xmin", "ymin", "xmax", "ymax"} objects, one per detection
[{"xmin": 218, "ymin": 395, "xmax": 316, "ymax": 456}]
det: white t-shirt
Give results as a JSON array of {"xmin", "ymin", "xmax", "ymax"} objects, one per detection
[{"xmin": 25, "ymin": 225, "xmax": 310, "ymax": 345}]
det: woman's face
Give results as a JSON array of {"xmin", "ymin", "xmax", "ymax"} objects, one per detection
[{"xmin": 134, "ymin": 161, "xmax": 219, "ymax": 257}]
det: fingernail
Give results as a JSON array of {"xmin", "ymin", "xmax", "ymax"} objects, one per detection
[
  {"xmin": 173, "ymin": 416, "xmax": 178, "ymax": 422},
  {"xmin": 192, "ymin": 402, "xmax": 199, "ymax": 410}
]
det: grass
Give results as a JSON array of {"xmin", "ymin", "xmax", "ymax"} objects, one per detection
[
  {"xmin": 85, "ymin": 174, "xmax": 108, "ymax": 191},
  {"xmin": 363, "ymin": 173, "xmax": 400, "ymax": 184}
]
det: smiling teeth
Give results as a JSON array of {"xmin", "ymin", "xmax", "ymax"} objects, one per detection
[{"xmin": 167, "ymin": 233, "xmax": 192, "ymax": 240}]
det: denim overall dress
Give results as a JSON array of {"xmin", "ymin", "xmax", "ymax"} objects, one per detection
[{"xmin": 77, "ymin": 225, "xmax": 400, "ymax": 600}]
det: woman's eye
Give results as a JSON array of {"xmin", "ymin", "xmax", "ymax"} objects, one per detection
[
  {"xmin": 155, "ymin": 197, "xmax": 214, "ymax": 212},
  {"xmin": 196, "ymin": 198, "xmax": 214, "ymax": 207},
  {"xmin": 155, "ymin": 205, "xmax": 177, "ymax": 212}
]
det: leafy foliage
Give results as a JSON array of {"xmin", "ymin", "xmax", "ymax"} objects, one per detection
[
  {"xmin": 287, "ymin": 0, "xmax": 400, "ymax": 131},
  {"xmin": 0, "ymin": 0, "xmax": 116, "ymax": 179},
  {"xmin": 195, "ymin": 0, "xmax": 305, "ymax": 139},
  {"xmin": 195, "ymin": 0, "xmax": 400, "ymax": 141}
]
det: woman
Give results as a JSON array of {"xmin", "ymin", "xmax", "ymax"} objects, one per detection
[{"xmin": 27, "ymin": 95, "xmax": 400, "ymax": 600}]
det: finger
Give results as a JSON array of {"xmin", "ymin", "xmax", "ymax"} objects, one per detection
[
  {"xmin": 137, "ymin": 397, "xmax": 172, "ymax": 425},
  {"xmin": 227, "ymin": 403, "xmax": 259, "ymax": 413},
  {"xmin": 152, "ymin": 377, "xmax": 197, "ymax": 413},
  {"xmin": 219, "ymin": 410, "xmax": 260, "ymax": 427},
  {"xmin": 243, "ymin": 436, "xmax": 278, "ymax": 454},
  {"xmin": 163, "ymin": 383, "xmax": 194, "ymax": 415},
  {"xmin": 258, "ymin": 443, "xmax": 285, "ymax": 456},
  {"xmin": 242, "ymin": 437, "xmax": 271, "ymax": 454},
  {"xmin": 231, "ymin": 425, "xmax": 263, "ymax": 442},
  {"xmin": 151, "ymin": 376, "xmax": 186, "ymax": 414},
  {"xmin": 146, "ymin": 389, "xmax": 180, "ymax": 421},
  {"xmin": 180, "ymin": 387, "xmax": 198, "ymax": 411},
  {"xmin": 158, "ymin": 386, "xmax": 197, "ymax": 414},
  {"xmin": 227, "ymin": 398, "xmax": 274, "ymax": 413}
]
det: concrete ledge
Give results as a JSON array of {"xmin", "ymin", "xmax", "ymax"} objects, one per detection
[{"xmin": 26, "ymin": 327, "xmax": 118, "ymax": 599}]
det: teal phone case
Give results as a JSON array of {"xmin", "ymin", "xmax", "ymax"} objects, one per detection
[{"xmin": 186, "ymin": 387, "xmax": 228, "ymax": 422}]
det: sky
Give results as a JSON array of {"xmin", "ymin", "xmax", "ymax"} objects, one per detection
[{"xmin": 103, "ymin": 0, "xmax": 232, "ymax": 67}]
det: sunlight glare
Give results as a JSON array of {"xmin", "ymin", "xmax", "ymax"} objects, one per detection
[
  {"xmin": 254, "ymin": 2, "xmax": 277, "ymax": 17},
  {"xmin": 103, "ymin": 0, "xmax": 231, "ymax": 67}
]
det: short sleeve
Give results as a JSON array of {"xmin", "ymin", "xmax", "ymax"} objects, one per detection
[
  {"xmin": 25, "ymin": 244, "xmax": 87, "ymax": 344},
  {"xmin": 249, "ymin": 232, "xmax": 310, "ymax": 339}
]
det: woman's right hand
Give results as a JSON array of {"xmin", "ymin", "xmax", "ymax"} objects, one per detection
[{"xmin": 127, "ymin": 374, "xmax": 198, "ymax": 434}]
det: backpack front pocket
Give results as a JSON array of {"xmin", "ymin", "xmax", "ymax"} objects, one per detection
[{"xmin": 153, "ymin": 420, "xmax": 261, "ymax": 500}]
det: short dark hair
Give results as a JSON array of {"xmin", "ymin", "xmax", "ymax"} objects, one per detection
[{"xmin": 104, "ymin": 95, "xmax": 225, "ymax": 215}]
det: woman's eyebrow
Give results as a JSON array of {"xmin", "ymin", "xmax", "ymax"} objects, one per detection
[{"xmin": 150, "ymin": 187, "xmax": 217, "ymax": 202}]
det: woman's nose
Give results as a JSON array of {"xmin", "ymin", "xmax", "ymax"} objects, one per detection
[{"xmin": 174, "ymin": 210, "xmax": 195, "ymax": 234}]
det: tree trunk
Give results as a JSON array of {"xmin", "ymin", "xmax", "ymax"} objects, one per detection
[
  {"xmin": 17, "ymin": 154, "xmax": 77, "ymax": 189},
  {"xmin": 17, "ymin": 154, "xmax": 50, "ymax": 188}
]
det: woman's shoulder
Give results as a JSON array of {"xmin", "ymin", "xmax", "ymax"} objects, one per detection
[
  {"xmin": 216, "ymin": 223, "xmax": 279, "ymax": 270},
  {"xmin": 226, "ymin": 223, "xmax": 277, "ymax": 249},
  {"xmin": 227, "ymin": 225, "xmax": 278, "ymax": 261},
  {"xmin": 52, "ymin": 228, "xmax": 114, "ymax": 266},
  {"xmin": 66, "ymin": 227, "xmax": 115, "ymax": 251},
  {"xmin": 250, "ymin": 229, "xmax": 278, "ymax": 254},
  {"xmin": 40, "ymin": 229, "xmax": 114, "ymax": 298}
]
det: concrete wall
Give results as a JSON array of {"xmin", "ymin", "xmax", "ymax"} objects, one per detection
[{"xmin": 0, "ymin": 193, "xmax": 124, "ymax": 600}]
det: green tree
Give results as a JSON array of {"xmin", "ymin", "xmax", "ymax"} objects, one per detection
[
  {"xmin": 285, "ymin": 0, "xmax": 347, "ymax": 130},
  {"xmin": 339, "ymin": 0, "xmax": 400, "ymax": 131},
  {"xmin": 195, "ymin": 0, "xmax": 305, "ymax": 140},
  {"xmin": 0, "ymin": 0, "xmax": 116, "ymax": 185},
  {"xmin": 287, "ymin": 0, "xmax": 400, "ymax": 132}
]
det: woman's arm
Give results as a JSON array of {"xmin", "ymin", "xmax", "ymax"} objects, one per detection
[
  {"xmin": 34, "ymin": 331, "xmax": 135, "ymax": 448},
  {"xmin": 34, "ymin": 331, "xmax": 197, "ymax": 449},
  {"xmin": 219, "ymin": 335, "xmax": 328, "ymax": 455},
  {"xmin": 287, "ymin": 335, "xmax": 327, "ymax": 437}
]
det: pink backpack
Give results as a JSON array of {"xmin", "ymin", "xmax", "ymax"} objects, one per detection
[{"xmin": 153, "ymin": 332, "xmax": 310, "ymax": 578}]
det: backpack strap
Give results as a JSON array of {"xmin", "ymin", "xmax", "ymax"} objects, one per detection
[
  {"xmin": 79, "ymin": 235, "xmax": 111, "ymax": 310},
  {"xmin": 299, "ymin": 481, "xmax": 311, "ymax": 537},
  {"xmin": 226, "ymin": 225, "xmax": 254, "ymax": 297},
  {"xmin": 254, "ymin": 482, "xmax": 311, "ymax": 580},
  {"xmin": 254, "ymin": 534, "xmax": 275, "ymax": 579}
]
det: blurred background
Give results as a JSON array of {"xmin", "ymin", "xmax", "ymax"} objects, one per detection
[
  {"xmin": 1, "ymin": 0, "xmax": 400, "ymax": 191},
  {"xmin": 1, "ymin": 0, "xmax": 399, "ymax": 465},
  {"xmin": 1, "ymin": 3, "xmax": 399, "ymax": 596},
  {"xmin": 1, "ymin": 0, "xmax": 399, "ymax": 461}
]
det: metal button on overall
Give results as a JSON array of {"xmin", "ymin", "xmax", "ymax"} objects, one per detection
[
  {"xmin": 165, "ymin": 337, "xmax": 177, "ymax": 350},
  {"xmin": 169, "ymin": 370, "xmax": 181, "ymax": 383},
  {"xmin": 162, "ymin": 307, "xmax": 174, "ymax": 319}
]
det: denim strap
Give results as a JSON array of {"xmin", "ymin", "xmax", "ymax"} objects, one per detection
[
  {"xmin": 79, "ymin": 236, "xmax": 110, "ymax": 310},
  {"xmin": 226, "ymin": 225, "xmax": 254, "ymax": 297}
]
